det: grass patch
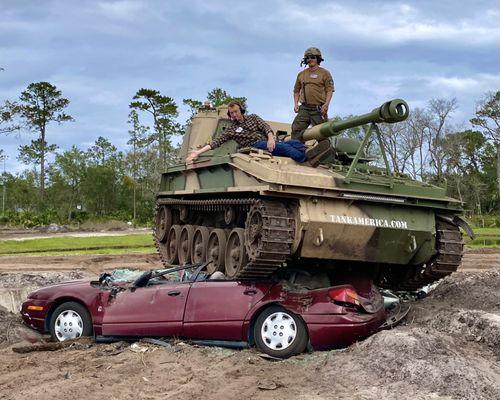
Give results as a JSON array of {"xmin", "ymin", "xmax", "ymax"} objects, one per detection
[
  {"xmin": 16, "ymin": 247, "xmax": 157, "ymax": 256},
  {"xmin": 0, "ymin": 234, "xmax": 156, "ymax": 256},
  {"xmin": 465, "ymin": 227, "xmax": 500, "ymax": 248},
  {"xmin": 469, "ymin": 227, "xmax": 500, "ymax": 236}
]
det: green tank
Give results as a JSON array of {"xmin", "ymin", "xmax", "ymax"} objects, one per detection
[{"xmin": 153, "ymin": 99, "xmax": 473, "ymax": 291}]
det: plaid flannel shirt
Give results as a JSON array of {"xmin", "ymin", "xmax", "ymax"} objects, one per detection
[{"xmin": 210, "ymin": 114, "xmax": 274, "ymax": 149}]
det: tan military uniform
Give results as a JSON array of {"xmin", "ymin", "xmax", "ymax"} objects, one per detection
[
  {"xmin": 294, "ymin": 67, "xmax": 334, "ymax": 105},
  {"xmin": 292, "ymin": 67, "xmax": 335, "ymax": 140}
]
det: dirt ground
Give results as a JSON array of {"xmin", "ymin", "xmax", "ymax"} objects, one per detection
[{"xmin": 0, "ymin": 252, "xmax": 499, "ymax": 400}]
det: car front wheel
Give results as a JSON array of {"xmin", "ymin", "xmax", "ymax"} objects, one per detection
[
  {"xmin": 49, "ymin": 302, "xmax": 93, "ymax": 342},
  {"xmin": 254, "ymin": 306, "xmax": 308, "ymax": 358}
]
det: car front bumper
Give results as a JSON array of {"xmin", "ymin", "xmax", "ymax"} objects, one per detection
[{"xmin": 20, "ymin": 299, "xmax": 49, "ymax": 333}]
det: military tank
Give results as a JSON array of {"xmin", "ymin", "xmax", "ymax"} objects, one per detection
[{"xmin": 153, "ymin": 99, "xmax": 473, "ymax": 291}]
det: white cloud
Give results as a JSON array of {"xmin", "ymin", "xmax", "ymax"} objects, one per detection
[
  {"xmin": 96, "ymin": 1, "xmax": 146, "ymax": 21},
  {"xmin": 424, "ymin": 73, "xmax": 500, "ymax": 93},
  {"xmin": 207, "ymin": 0, "xmax": 500, "ymax": 47}
]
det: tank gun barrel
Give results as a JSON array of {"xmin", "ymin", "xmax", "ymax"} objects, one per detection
[{"xmin": 301, "ymin": 99, "xmax": 409, "ymax": 141}]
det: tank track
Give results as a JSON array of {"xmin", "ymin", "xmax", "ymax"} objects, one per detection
[
  {"xmin": 382, "ymin": 219, "xmax": 464, "ymax": 291},
  {"xmin": 239, "ymin": 199, "xmax": 295, "ymax": 279},
  {"xmin": 154, "ymin": 197, "xmax": 295, "ymax": 279}
]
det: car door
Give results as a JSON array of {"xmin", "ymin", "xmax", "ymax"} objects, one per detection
[
  {"xmin": 182, "ymin": 281, "xmax": 271, "ymax": 340},
  {"xmin": 100, "ymin": 281, "xmax": 191, "ymax": 337}
]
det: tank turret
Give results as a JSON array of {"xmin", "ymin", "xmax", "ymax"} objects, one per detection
[{"xmin": 302, "ymin": 99, "xmax": 409, "ymax": 141}]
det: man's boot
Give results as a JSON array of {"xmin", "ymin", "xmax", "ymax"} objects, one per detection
[{"xmin": 305, "ymin": 140, "xmax": 333, "ymax": 167}]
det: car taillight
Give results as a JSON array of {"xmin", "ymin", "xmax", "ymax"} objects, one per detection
[{"xmin": 328, "ymin": 287, "xmax": 361, "ymax": 307}]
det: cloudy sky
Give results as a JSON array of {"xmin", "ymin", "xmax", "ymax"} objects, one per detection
[{"xmin": 1, "ymin": 0, "xmax": 499, "ymax": 173}]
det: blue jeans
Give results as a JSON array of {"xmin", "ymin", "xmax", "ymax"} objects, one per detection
[{"xmin": 252, "ymin": 140, "xmax": 306, "ymax": 162}]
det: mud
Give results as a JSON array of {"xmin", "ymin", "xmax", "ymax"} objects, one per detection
[{"xmin": 0, "ymin": 263, "xmax": 499, "ymax": 399}]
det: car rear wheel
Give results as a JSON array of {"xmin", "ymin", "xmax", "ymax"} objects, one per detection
[
  {"xmin": 254, "ymin": 306, "xmax": 308, "ymax": 358},
  {"xmin": 49, "ymin": 302, "xmax": 93, "ymax": 342}
]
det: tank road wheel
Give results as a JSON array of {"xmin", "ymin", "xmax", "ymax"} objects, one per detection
[
  {"xmin": 254, "ymin": 305, "xmax": 308, "ymax": 359},
  {"xmin": 225, "ymin": 228, "xmax": 248, "ymax": 278},
  {"xmin": 206, "ymin": 229, "xmax": 227, "ymax": 274},
  {"xmin": 192, "ymin": 226, "xmax": 211, "ymax": 264},
  {"xmin": 155, "ymin": 206, "xmax": 172, "ymax": 242},
  {"xmin": 179, "ymin": 225, "xmax": 195, "ymax": 265},
  {"xmin": 166, "ymin": 225, "xmax": 182, "ymax": 264}
]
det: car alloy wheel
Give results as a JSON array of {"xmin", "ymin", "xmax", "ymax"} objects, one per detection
[
  {"xmin": 49, "ymin": 301, "xmax": 93, "ymax": 342},
  {"xmin": 254, "ymin": 306, "xmax": 308, "ymax": 358}
]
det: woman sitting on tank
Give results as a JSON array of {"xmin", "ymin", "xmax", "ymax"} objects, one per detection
[{"xmin": 185, "ymin": 100, "xmax": 307, "ymax": 163}]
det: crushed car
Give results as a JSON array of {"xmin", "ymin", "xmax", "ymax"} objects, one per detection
[{"xmin": 20, "ymin": 263, "xmax": 388, "ymax": 358}]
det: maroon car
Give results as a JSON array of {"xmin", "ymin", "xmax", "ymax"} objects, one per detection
[{"xmin": 21, "ymin": 264, "xmax": 386, "ymax": 358}]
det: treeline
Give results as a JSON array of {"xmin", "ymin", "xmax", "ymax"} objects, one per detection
[
  {"xmin": 0, "ymin": 82, "xmax": 499, "ymax": 227},
  {"xmin": 376, "ymin": 95, "xmax": 500, "ymax": 215}
]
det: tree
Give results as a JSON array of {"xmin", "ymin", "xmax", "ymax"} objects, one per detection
[
  {"xmin": 0, "ymin": 150, "xmax": 6, "ymax": 216},
  {"xmin": 87, "ymin": 136, "xmax": 120, "ymax": 167},
  {"xmin": 0, "ymin": 100, "xmax": 20, "ymax": 134},
  {"xmin": 51, "ymin": 146, "xmax": 87, "ymax": 220},
  {"xmin": 441, "ymin": 130, "xmax": 490, "ymax": 213},
  {"xmin": 182, "ymin": 88, "xmax": 248, "ymax": 122},
  {"xmin": 18, "ymin": 139, "xmax": 58, "ymax": 168},
  {"xmin": 81, "ymin": 137, "xmax": 124, "ymax": 216},
  {"xmin": 127, "ymin": 110, "xmax": 150, "ymax": 223},
  {"xmin": 471, "ymin": 91, "xmax": 500, "ymax": 206},
  {"xmin": 425, "ymin": 98, "xmax": 457, "ymax": 182},
  {"xmin": 206, "ymin": 88, "xmax": 246, "ymax": 108},
  {"xmin": 182, "ymin": 98, "xmax": 203, "ymax": 122},
  {"xmin": 17, "ymin": 82, "xmax": 73, "ymax": 199},
  {"xmin": 129, "ymin": 88, "xmax": 180, "ymax": 170}
]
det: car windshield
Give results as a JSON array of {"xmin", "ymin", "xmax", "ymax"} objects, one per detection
[{"xmin": 100, "ymin": 262, "xmax": 212, "ymax": 287}]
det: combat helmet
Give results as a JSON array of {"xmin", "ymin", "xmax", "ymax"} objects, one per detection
[{"xmin": 302, "ymin": 47, "xmax": 324, "ymax": 65}]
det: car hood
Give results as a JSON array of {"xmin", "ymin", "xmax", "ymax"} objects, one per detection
[{"xmin": 27, "ymin": 280, "xmax": 91, "ymax": 299}]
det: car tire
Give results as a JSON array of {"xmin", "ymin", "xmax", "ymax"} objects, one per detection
[
  {"xmin": 253, "ymin": 305, "xmax": 308, "ymax": 358},
  {"xmin": 49, "ymin": 302, "xmax": 93, "ymax": 342}
]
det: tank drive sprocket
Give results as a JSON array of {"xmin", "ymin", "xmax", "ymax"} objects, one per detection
[
  {"xmin": 381, "ymin": 219, "xmax": 464, "ymax": 291},
  {"xmin": 239, "ymin": 199, "xmax": 295, "ymax": 279}
]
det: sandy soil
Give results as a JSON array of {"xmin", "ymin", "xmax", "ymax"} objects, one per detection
[{"xmin": 0, "ymin": 260, "xmax": 499, "ymax": 399}]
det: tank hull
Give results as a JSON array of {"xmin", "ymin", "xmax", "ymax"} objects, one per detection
[{"xmin": 155, "ymin": 151, "xmax": 466, "ymax": 291}]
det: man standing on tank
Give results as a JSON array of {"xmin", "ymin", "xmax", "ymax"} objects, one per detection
[{"xmin": 292, "ymin": 47, "xmax": 335, "ymax": 141}]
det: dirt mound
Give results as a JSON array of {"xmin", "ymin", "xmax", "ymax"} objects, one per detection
[
  {"xmin": 424, "ymin": 269, "xmax": 500, "ymax": 311},
  {"xmin": 0, "ymin": 271, "xmax": 86, "ymax": 288},
  {"xmin": 311, "ymin": 269, "xmax": 500, "ymax": 399},
  {"xmin": 0, "ymin": 305, "xmax": 43, "ymax": 348}
]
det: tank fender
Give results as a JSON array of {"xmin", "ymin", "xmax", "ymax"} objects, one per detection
[{"xmin": 436, "ymin": 214, "xmax": 475, "ymax": 239}]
